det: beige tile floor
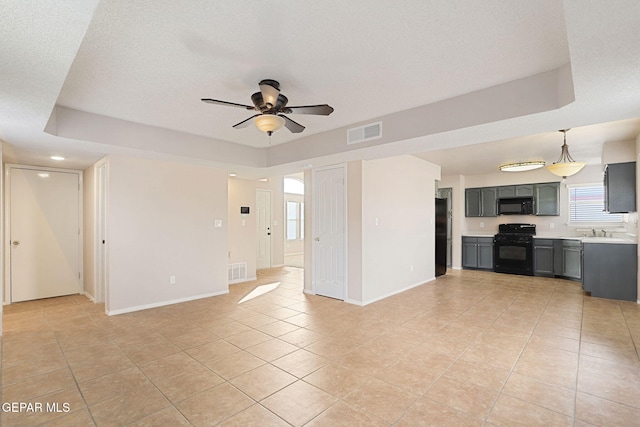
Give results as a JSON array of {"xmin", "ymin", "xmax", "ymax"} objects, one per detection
[{"xmin": 1, "ymin": 267, "xmax": 639, "ymax": 426}]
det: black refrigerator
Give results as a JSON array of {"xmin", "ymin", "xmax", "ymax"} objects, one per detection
[{"xmin": 435, "ymin": 198, "xmax": 447, "ymax": 276}]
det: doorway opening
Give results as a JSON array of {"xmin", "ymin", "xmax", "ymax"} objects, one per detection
[{"xmin": 284, "ymin": 174, "xmax": 304, "ymax": 268}]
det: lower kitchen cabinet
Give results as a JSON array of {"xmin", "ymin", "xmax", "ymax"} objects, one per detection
[
  {"xmin": 553, "ymin": 239, "xmax": 582, "ymax": 280},
  {"xmin": 533, "ymin": 239, "xmax": 554, "ymax": 276},
  {"xmin": 583, "ymin": 243, "xmax": 637, "ymax": 301},
  {"xmin": 462, "ymin": 237, "xmax": 494, "ymax": 270}
]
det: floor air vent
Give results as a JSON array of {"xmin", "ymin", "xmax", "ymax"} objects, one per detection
[
  {"xmin": 347, "ymin": 121, "xmax": 382, "ymax": 145},
  {"xmin": 228, "ymin": 262, "xmax": 247, "ymax": 283}
]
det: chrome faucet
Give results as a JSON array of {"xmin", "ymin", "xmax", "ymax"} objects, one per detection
[
  {"xmin": 601, "ymin": 229, "xmax": 607, "ymax": 237},
  {"xmin": 592, "ymin": 228, "xmax": 597, "ymax": 237}
]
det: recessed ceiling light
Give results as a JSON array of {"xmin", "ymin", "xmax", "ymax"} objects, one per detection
[
  {"xmin": 37, "ymin": 173, "xmax": 50, "ymax": 178},
  {"xmin": 50, "ymin": 156, "xmax": 65, "ymax": 161},
  {"xmin": 229, "ymin": 173, "xmax": 237, "ymax": 177}
]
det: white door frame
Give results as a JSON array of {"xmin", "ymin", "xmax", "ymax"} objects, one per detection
[
  {"xmin": 4, "ymin": 164, "xmax": 84, "ymax": 304},
  {"xmin": 94, "ymin": 159, "xmax": 108, "ymax": 304},
  {"xmin": 256, "ymin": 189, "xmax": 273, "ymax": 270},
  {"xmin": 311, "ymin": 164, "xmax": 347, "ymax": 300}
]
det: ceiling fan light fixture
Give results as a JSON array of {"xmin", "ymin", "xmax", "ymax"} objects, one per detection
[
  {"xmin": 258, "ymin": 79, "xmax": 280, "ymax": 108},
  {"xmin": 500, "ymin": 161, "xmax": 546, "ymax": 172},
  {"xmin": 546, "ymin": 129, "xmax": 586, "ymax": 178},
  {"xmin": 254, "ymin": 114, "xmax": 285, "ymax": 135}
]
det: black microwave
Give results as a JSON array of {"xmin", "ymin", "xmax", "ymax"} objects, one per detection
[{"xmin": 497, "ymin": 197, "xmax": 534, "ymax": 215}]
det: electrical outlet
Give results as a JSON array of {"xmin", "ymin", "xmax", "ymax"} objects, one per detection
[
  {"xmin": 170, "ymin": 275, "xmax": 176, "ymax": 285},
  {"xmin": 550, "ymin": 223, "xmax": 555, "ymax": 229},
  {"xmin": 480, "ymin": 222, "xmax": 485, "ymax": 228}
]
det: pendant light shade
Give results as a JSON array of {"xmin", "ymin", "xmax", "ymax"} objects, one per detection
[
  {"xmin": 254, "ymin": 114, "xmax": 285, "ymax": 135},
  {"xmin": 546, "ymin": 129, "xmax": 586, "ymax": 178}
]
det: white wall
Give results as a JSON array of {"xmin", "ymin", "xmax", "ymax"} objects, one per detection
[
  {"xmin": 106, "ymin": 155, "xmax": 228, "ymax": 314},
  {"xmin": 228, "ymin": 177, "xmax": 258, "ymax": 280},
  {"xmin": 83, "ymin": 162, "xmax": 96, "ymax": 299},
  {"xmin": 346, "ymin": 161, "xmax": 363, "ymax": 302},
  {"xmin": 360, "ymin": 155, "xmax": 441, "ymax": 304},
  {"xmin": 0, "ymin": 145, "xmax": 3, "ymax": 334}
]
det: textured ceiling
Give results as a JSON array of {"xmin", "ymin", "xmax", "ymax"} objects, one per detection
[
  {"xmin": 57, "ymin": 0, "xmax": 570, "ymax": 148},
  {"xmin": 1, "ymin": 1, "xmax": 640, "ymax": 176}
]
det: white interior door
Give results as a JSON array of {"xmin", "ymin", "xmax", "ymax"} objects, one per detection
[
  {"xmin": 9, "ymin": 167, "xmax": 81, "ymax": 302},
  {"xmin": 256, "ymin": 189, "xmax": 272, "ymax": 269},
  {"xmin": 313, "ymin": 165, "xmax": 346, "ymax": 300}
]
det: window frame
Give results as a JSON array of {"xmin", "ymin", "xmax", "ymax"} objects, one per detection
[
  {"xmin": 286, "ymin": 200, "xmax": 304, "ymax": 241},
  {"xmin": 567, "ymin": 182, "xmax": 625, "ymax": 226}
]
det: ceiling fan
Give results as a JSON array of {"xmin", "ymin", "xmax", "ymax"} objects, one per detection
[{"xmin": 201, "ymin": 79, "xmax": 334, "ymax": 136}]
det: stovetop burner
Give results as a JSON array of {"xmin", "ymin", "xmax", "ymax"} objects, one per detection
[{"xmin": 496, "ymin": 223, "xmax": 536, "ymax": 236}]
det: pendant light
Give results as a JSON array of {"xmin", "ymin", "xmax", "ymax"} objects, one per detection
[{"xmin": 546, "ymin": 129, "xmax": 586, "ymax": 178}]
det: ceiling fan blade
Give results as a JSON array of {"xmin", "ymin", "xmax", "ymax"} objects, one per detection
[
  {"xmin": 232, "ymin": 114, "xmax": 260, "ymax": 129},
  {"xmin": 201, "ymin": 98, "xmax": 255, "ymax": 110},
  {"xmin": 284, "ymin": 104, "xmax": 334, "ymax": 116},
  {"xmin": 258, "ymin": 79, "xmax": 280, "ymax": 109},
  {"xmin": 279, "ymin": 114, "xmax": 305, "ymax": 133}
]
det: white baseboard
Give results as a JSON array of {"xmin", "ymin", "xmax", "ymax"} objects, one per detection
[
  {"xmin": 106, "ymin": 290, "xmax": 229, "ymax": 316},
  {"xmin": 353, "ymin": 277, "xmax": 436, "ymax": 306},
  {"xmin": 83, "ymin": 291, "xmax": 96, "ymax": 302},
  {"xmin": 272, "ymin": 264, "xmax": 285, "ymax": 268},
  {"xmin": 303, "ymin": 289, "xmax": 315, "ymax": 295},
  {"xmin": 229, "ymin": 276, "xmax": 257, "ymax": 285}
]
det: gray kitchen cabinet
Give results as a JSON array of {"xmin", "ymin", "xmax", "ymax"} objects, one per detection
[
  {"xmin": 498, "ymin": 185, "xmax": 534, "ymax": 198},
  {"xmin": 465, "ymin": 189, "xmax": 481, "ymax": 217},
  {"xmin": 516, "ymin": 185, "xmax": 534, "ymax": 197},
  {"xmin": 583, "ymin": 243, "xmax": 637, "ymax": 301},
  {"xmin": 462, "ymin": 237, "xmax": 478, "ymax": 268},
  {"xmin": 604, "ymin": 162, "xmax": 636, "ymax": 213},
  {"xmin": 553, "ymin": 239, "xmax": 582, "ymax": 280},
  {"xmin": 477, "ymin": 238, "xmax": 494, "ymax": 269},
  {"xmin": 462, "ymin": 236, "xmax": 494, "ymax": 270},
  {"xmin": 481, "ymin": 188, "xmax": 497, "ymax": 217},
  {"xmin": 465, "ymin": 188, "xmax": 497, "ymax": 217},
  {"xmin": 534, "ymin": 239, "xmax": 554, "ymax": 276},
  {"xmin": 535, "ymin": 182, "xmax": 560, "ymax": 216}
]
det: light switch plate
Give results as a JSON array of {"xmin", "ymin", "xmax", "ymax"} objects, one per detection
[{"xmin": 214, "ymin": 219, "xmax": 223, "ymax": 228}]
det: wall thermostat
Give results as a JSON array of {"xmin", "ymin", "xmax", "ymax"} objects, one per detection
[{"xmin": 240, "ymin": 206, "xmax": 250, "ymax": 214}]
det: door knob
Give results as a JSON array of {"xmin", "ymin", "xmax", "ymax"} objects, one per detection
[
  {"xmin": 314, "ymin": 237, "xmax": 320, "ymax": 241},
  {"xmin": 12, "ymin": 241, "xmax": 20, "ymax": 246}
]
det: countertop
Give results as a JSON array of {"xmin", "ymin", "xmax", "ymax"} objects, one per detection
[
  {"xmin": 463, "ymin": 234, "xmax": 637, "ymax": 244},
  {"xmin": 535, "ymin": 236, "xmax": 637, "ymax": 244}
]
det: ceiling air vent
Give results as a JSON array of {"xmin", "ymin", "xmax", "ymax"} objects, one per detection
[{"xmin": 347, "ymin": 121, "xmax": 382, "ymax": 145}]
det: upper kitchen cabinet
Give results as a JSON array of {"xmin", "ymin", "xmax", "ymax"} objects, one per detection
[
  {"xmin": 497, "ymin": 185, "xmax": 534, "ymax": 198},
  {"xmin": 604, "ymin": 161, "xmax": 636, "ymax": 213},
  {"xmin": 535, "ymin": 182, "xmax": 560, "ymax": 216},
  {"xmin": 465, "ymin": 187, "xmax": 497, "ymax": 217}
]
